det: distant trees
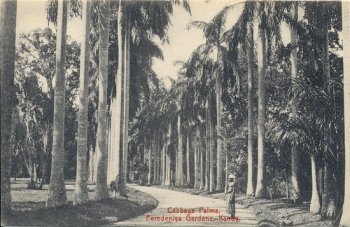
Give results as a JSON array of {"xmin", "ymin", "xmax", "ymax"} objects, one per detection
[{"xmin": 14, "ymin": 28, "xmax": 80, "ymax": 183}]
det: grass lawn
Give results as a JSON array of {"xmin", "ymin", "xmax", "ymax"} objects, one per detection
[
  {"xmin": 1, "ymin": 179, "xmax": 158, "ymax": 226},
  {"xmin": 152, "ymin": 185, "xmax": 333, "ymax": 227}
]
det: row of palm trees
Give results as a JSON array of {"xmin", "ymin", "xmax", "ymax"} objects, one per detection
[
  {"xmin": 128, "ymin": 1, "xmax": 350, "ymax": 225},
  {"xmin": 1, "ymin": 0, "xmax": 190, "ymax": 210}
]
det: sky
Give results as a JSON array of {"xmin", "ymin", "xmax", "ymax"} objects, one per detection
[
  {"xmin": 15, "ymin": 0, "xmax": 246, "ymax": 88},
  {"xmin": 16, "ymin": 0, "xmax": 84, "ymax": 42},
  {"xmin": 151, "ymin": 0, "xmax": 243, "ymax": 88},
  {"xmin": 15, "ymin": 0, "xmax": 294, "ymax": 89}
]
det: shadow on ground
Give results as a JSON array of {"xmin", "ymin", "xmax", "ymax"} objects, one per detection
[{"xmin": 1, "ymin": 179, "xmax": 158, "ymax": 226}]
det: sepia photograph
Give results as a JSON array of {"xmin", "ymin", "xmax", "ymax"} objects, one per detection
[{"xmin": 1, "ymin": 0, "xmax": 350, "ymax": 226}]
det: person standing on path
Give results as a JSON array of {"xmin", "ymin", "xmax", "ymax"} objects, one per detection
[{"xmin": 226, "ymin": 174, "xmax": 236, "ymax": 218}]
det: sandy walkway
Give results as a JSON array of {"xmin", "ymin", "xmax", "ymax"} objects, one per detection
[{"xmin": 113, "ymin": 184, "xmax": 258, "ymax": 226}]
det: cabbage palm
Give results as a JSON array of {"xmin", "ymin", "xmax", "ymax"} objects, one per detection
[
  {"xmin": 0, "ymin": 0, "xmax": 17, "ymax": 213},
  {"xmin": 271, "ymin": 67, "xmax": 343, "ymax": 213},
  {"xmin": 211, "ymin": 1, "xmax": 256, "ymax": 195},
  {"xmin": 75, "ymin": 0, "xmax": 91, "ymax": 205},
  {"xmin": 288, "ymin": 2, "xmax": 301, "ymax": 202},
  {"xmin": 46, "ymin": 0, "xmax": 68, "ymax": 207},
  {"xmin": 219, "ymin": 1, "xmax": 296, "ymax": 198},
  {"xmin": 302, "ymin": 1, "xmax": 343, "ymax": 218},
  {"xmin": 245, "ymin": 20, "xmax": 255, "ymax": 196},
  {"xmin": 187, "ymin": 31, "xmax": 224, "ymax": 191},
  {"xmin": 95, "ymin": 0, "xmax": 110, "ymax": 201},
  {"xmin": 108, "ymin": 0, "xmax": 190, "ymax": 188},
  {"xmin": 187, "ymin": 17, "xmax": 238, "ymax": 191}
]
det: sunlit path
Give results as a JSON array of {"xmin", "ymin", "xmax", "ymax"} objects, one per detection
[{"xmin": 112, "ymin": 184, "xmax": 257, "ymax": 226}]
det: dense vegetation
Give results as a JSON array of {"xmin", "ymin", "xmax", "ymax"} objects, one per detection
[{"xmin": 1, "ymin": 0, "xmax": 349, "ymax": 226}]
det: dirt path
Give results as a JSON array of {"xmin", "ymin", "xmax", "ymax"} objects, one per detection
[{"xmin": 113, "ymin": 184, "xmax": 258, "ymax": 226}]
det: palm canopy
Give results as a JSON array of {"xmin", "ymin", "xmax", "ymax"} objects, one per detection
[{"xmin": 46, "ymin": 0, "xmax": 191, "ymax": 119}]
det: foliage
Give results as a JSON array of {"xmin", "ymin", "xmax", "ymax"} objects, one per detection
[{"xmin": 14, "ymin": 28, "xmax": 80, "ymax": 180}]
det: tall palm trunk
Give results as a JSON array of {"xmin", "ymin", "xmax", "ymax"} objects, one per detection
[
  {"xmin": 186, "ymin": 131, "xmax": 191, "ymax": 186},
  {"xmin": 165, "ymin": 122, "xmax": 171, "ymax": 186},
  {"xmin": 46, "ymin": 0, "xmax": 68, "ymax": 207},
  {"xmin": 0, "ymin": 0, "xmax": 17, "ymax": 213},
  {"xmin": 289, "ymin": 3, "xmax": 300, "ymax": 202},
  {"xmin": 75, "ymin": 0, "xmax": 91, "ymax": 205},
  {"xmin": 255, "ymin": 19, "xmax": 267, "ymax": 199},
  {"xmin": 148, "ymin": 145, "xmax": 152, "ymax": 185},
  {"xmin": 204, "ymin": 99, "xmax": 210, "ymax": 191},
  {"xmin": 194, "ymin": 128, "xmax": 199, "ymax": 189},
  {"xmin": 246, "ymin": 21, "xmax": 255, "ymax": 196},
  {"xmin": 162, "ymin": 135, "xmax": 166, "ymax": 185},
  {"xmin": 107, "ymin": 109, "xmax": 114, "ymax": 183},
  {"xmin": 95, "ymin": 0, "xmax": 110, "ymax": 200},
  {"xmin": 157, "ymin": 133, "xmax": 161, "ymax": 184},
  {"xmin": 88, "ymin": 147, "xmax": 94, "ymax": 182},
  {"xmin": 122, "ymin": 11, "xmax": 130, "ymax": 184},
  {"xmin": 340, "ymin": 2, "xmax": 350, "ymax": 225},
  {"xmin": 320, "ymin": 10, "xmax": 337, "ymax": 219},
  {"xmin": 209, "ymin": 102, "xmax": 215, "ymax": 192},
  {"xmin": 108, "ymin": 0, "xmax": 124, "ymax": 184},
  {"xmin": 153, "ymin": 131, "xmax": 159, "ymax": 185},
  {"xmin": 216, "ymin": 71, "xmax": 223, "ymax": 191},
  {"xmin": 176, "ymin": 113, "xmax": 184, "ymax": 186},
  {"xmin": 310, "ymin": 155, "xmax": 321, "ymax": 213},
  {"xmin": 200, "ymin": 128, "xmax": 205, "ymax": 190}
]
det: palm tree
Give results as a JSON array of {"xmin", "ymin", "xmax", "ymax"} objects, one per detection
[
  {"xmin": 122, "ymin": 11, "xmax": 130, "ymax": 184},
  {"xmin": 95, "ymin": 0, "xmax": 110, "ymax": 200},
  {"xmin": 165, "ymin": 122, "xmax": 172, "ymax": 186},
  {"xmin": 289, "ymin": 2, "xmax": 301, "ymax": 202},
  {"xmin": 298, "ymin": 2, "xmax": 342, "ymax": 218},
  {"xmin": 108, "ymin": 0, "xmax": 125, "ymax": 186},
  {"xmin": 193, "ymin": 127, "xmax": 199, "ymax": 188},
  {"xmin": 75, "ymin": 0, "xmax": 91, "ymax": 205},
  {"xmin": 215, "ymin": 69, "xmax": 223, "ymax": 191},
  {"xmin": 148, "ymin": 143, "xmax": 152, "ymax": 185},
  {"xmin": 200, "ymin": 128, "xmax": 205, "ymax": 190},
  {"xmin": 186, "ymin": 20, "xmax": 227, "ymax": 191},
  {"xmin": 340, "ymin": 1, "xmax": 350, "ymax": 226},
  {"xmin": 255, "ymin": 2, "xmax": 267, "ymax": 198},
  {"xmin": 176, "ymin": 110, "xmax": 184, "ymax": 186},
  {"xmin": 217, "ymin": 1, "xmax": 289, "ymax": 198},
  {"xmin": 46, "ymin": 0, "xmax": 68, "ymax": 207},
  {"xmin": 186, "ymin": 130, "xmax": 191, "ymax": 186},
  {"xmin": 246, "ymin": 20, "xmax": 255, "ymax": 196},
  {"xmin": 318, "ymin": 4, "xmax": 336, "ymax": 219},
  {"xmin": 0, "ymin": 0, "xmax": 17, "ymax": 214},
  {"xmin": 108, "ymin": 0, "xmax": 190, "ymax": 188},
  {"xmin": 208, "ymin": 97, "xmax": 215, "ymax": 192},
  {"xmin": 161, "ymin": 133, "xmax": 166, "ymax": 185},
  {"xmin": 310, "ymin": 154, "xmax": 321, "ymax": 213}
]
